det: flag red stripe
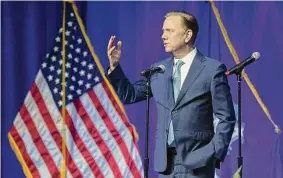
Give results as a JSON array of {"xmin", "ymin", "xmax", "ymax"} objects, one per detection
[
  {"xmin": 73, "ymin": 98, "xmax": 122, "ymax": 178},
  {"xmin": 31, "ymin": 83, "xmax": 83, "ymax": 177},
  {"xmin": 19, "ymin": 104, "xmax": 60, "ymax": 177},
  {"xmin": 102, "ymin": 82, "xmax": 142, "ymax": 148},
  {"xmin": 30, "ymin": 83, "xmax": 83, "ymax": 177},
  {"xmin": 65, "ymin": 110, "xmax": 104, "ymax": 178},
  {"xmin": 88, "ymin": 90, "xmax": 141, "ymax": 178},
  {"xmin": 102, "ymin": 82, "xmax": 138, "ymax": 144},
  {"xmin": 101, "ymin": 82, "xmax": 142, "ymax": 174},
  {"xmin": 10, "ymin": 125, "xmax": 41, "ymax": 178}
]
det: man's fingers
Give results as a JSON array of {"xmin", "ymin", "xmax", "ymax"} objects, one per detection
[
  {"xmin": 117, "ymin": 41, "xmax": 122, "ymax": 50},
  {"xmin": 107, "ymin": 35, "xmax": 115, "ymax": 50},
  {"xmin": 108, "ymin": 46, "xmax": 115, "ymax": 56}
]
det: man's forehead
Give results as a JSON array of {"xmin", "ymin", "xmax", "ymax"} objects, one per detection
[{"xmin": 162, "ymin": 15, "xmax": 183, "ymax": 28}]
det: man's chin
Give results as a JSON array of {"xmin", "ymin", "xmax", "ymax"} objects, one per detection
[{"xmin": 164, "ymin": 48, "xmax": 172, "ymax": 53}]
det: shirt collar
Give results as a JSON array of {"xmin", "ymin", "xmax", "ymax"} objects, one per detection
[{"xmin": 174, "ymin": 47, "xmax": 197, "ymax": 65}]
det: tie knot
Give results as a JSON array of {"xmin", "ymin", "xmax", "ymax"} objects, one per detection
[
  {"xmin": 173, "ymin": 60, "xmax": 184, "ymax": 79},
  {"xmin": 176, "ymin": 60, "xmax": 185, "ymax": 69}
]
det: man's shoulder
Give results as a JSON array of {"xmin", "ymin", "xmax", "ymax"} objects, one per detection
[
  {"xmin": 199, "ymin": 53, "xmax": 226, "ymax": 70},
  {"xmin": 151, "ymin": 56, "xmax": 172, "ymax": 67},
  {"xmin": 201, "ymin": 55, "xmax": 222, "ymax": 66},
  {"xmin": 194, "ymin": 50, "xmax": 228, "ymax": 76}
]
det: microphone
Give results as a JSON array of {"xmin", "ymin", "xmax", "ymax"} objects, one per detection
[
  {"xmin": 225, "ymin": 52, "xmax": 261, "ymax": 76},
  {"xmin": 141, "ymin": 65, "xmax": 166, "ymax": 77}
]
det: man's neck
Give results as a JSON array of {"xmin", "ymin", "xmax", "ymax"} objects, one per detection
[{"xmin": 173, "ymin": 45, "xmax": 194, "ymax": 59}]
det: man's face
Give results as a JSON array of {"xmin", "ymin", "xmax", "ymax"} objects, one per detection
[{"xmin": 162, "ymin": 15, "xmax": 189, "ymax": 53}]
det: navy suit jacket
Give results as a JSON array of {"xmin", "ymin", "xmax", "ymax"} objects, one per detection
[{"xmin": 107, "ymin": 50, "xmax": 236, "ymax": 173}]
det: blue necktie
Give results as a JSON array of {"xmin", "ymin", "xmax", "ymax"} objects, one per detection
[{"xmin": 167, "ymin": 60, "xmax": 184, "ymax": 146}]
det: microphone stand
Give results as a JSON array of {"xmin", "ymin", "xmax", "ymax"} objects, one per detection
[
  {"xmin": 226, "ymin": 52, "xmax": 261, "ymax": 177},
  {"xmin": 140, "ymin": 66, "xmax": 165, "ymax": 178},
  {"xmin": 228, "ymin": 69, "xmax": 243, "ymax": 177},
  {"xmin": 236, "ymin": 71, "xmax": 243, "ymax": 177},
  {"xmin": 140, "ymin": 71, "xmax": 152, "ymax": 178}
]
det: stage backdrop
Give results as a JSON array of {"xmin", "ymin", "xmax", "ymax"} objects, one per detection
[{"xmin": 2, "ymin": 1, "xmax": 283, "ymax": 178}]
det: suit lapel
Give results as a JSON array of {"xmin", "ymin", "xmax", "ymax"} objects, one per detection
[
  {"xmin": 162, "ymin": 57, "xmax": 175, "ymax": 111},
  {"xmin": 174, "ymin": 51, "xmax": 206, "ymax": 107}
]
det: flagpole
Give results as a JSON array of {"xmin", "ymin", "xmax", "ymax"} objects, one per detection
[{"xmin": 61, "ymin": 1, "xmax": 67, "ymax": 178}]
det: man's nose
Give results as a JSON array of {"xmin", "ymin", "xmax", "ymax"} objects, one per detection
[{"xmin": 161, "ymin": 33, "xmax": 167, "ymax": 40}]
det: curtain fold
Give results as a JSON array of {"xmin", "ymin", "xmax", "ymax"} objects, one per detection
[{"xmin": 2, "ymin": 1, "xmax": 283, "ymax": 178}]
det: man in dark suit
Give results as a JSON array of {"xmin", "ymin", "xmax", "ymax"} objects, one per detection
[{"xmin": 106, "ymin": 11, "xmax": 236, "ymax": 178}]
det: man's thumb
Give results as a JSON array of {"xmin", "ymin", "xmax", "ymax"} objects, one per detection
[{"xmin": 117, "ymin": 41, "xmax": 122, "ymax": 50}]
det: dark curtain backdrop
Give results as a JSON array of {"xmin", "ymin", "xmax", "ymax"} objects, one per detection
[{"xmin": 2, "ymin": 1, "xmax": 283, "ymax": 178}]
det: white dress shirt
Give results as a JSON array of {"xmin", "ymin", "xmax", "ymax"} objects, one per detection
[{"xmin": 173, "ymin": 48, "xmax": 197, "ymax": 89}]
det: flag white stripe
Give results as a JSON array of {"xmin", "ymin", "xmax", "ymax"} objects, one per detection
[
  {"xmin": 36, "ymin": 70, "xmax": 93, "ymax": 178},
  {"xmin": 94, "ymin": 84, "xmax": 144, "ymax": 174},
  {"xmin": 67, "ymin": 102, "xmax": 114, "ymax": 178},
  {"xmin": 81, "ymin": 87, "xmax": 134, "ymax": 178},
  {"xmin": 14, "ymin": 113, "xmax": 50, "ymax": 178},
  {"xmin": 24, "ymin": 91, "xmax": 65, "ymax": 173},
  {"xmin": 65, "ymin": 129, "xmax": 93, "ymax": 178},
  {"xmin": 35, "ymin": 71, "xmax": 62, "ymax": 132}
]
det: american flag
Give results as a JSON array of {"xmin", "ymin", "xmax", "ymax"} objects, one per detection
[{"xmin": 8, "ymin": 2, "xmax": 144, "ymax": 178}]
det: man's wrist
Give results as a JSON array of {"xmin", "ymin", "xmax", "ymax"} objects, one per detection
[
  {"xmin": 109, "ymin": 61, "xmax": 119, "ymax": 73},
  {"xmin": 108, "ymin": 62, "xmax": 119, "ymax": 74}
]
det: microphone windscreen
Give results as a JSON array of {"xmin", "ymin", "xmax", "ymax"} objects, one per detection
[
  {"xmin": 252, "ymin": 52, "xmax": 261, "ymax": 60},
  {"xmin": 158, "ymin": 65, "xmax": 166, "ymax": 72}
]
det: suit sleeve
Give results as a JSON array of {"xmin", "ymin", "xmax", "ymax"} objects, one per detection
[
  {"xmin": 106, "ymin": 64, "xmax": 152, "ymax": 104},
  {"xmin": 210, "ymin": 63, "xmax": 236, "ymax": 161}
]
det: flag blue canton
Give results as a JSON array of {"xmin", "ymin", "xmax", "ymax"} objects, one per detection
[{"xmin": 41, "ymin": 10, "xmax": 102, "ymax": 109}]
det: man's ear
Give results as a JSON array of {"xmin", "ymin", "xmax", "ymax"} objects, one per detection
[{"xmin": 185, "ymin": 29, "xmax": 193, "ymax": 43}]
